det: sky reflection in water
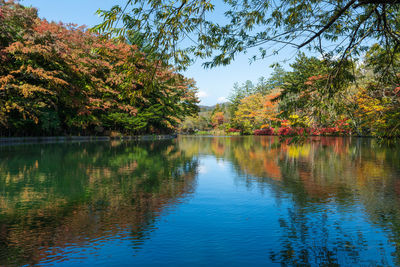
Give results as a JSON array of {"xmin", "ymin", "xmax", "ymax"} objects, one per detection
[{"xmin": 0, "ymin": 136, "xmax": 399, "ymax": 266}]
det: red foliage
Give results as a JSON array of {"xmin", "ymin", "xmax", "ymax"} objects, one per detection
[
  {"xmin": 255, "ymin": 123, "xmax": 351, "ymax": 137},
  {"xmin": 273, "ymin": 118, "xmax": 351, "ymax": 137},
  {"xmin": 395, "ymin": 86, "xmax": 400, "ymax": 97},
  {"xmin": 304, "ymin": 74, "xmax": 328, "ymax": 85},
  {"xmin": 211, "ymin": 112, "xmax": 225, "ymax": 127},
  {"xmin": 278, "ymin": 127, "xmax": 292, "ymax": 136},
  {"xmin": 254, "ymin": 127, "xmax": 275, "ymax": 135},
  {"xmin": 0, "ymin": 1, "xmax": 199, "ymax": 136}
]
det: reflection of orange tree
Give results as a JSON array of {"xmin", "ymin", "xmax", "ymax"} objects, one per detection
[
  {"xmin": 178, "ymin": 136, "xmax": 400, "ymax": 264},
  {"xmin": 211, "ymin": 138, "xmax": 227, "ymax": 157},
  {"xmin": 0, "ymin": 140, "xmax": 197, "ymax": 266},
  {"xmin": 232, "ymin": 138, "xmax": 282, "ymax": 181},
  {"xmin": 178, "ymin": 136, "xmax": 234, "ymax": 159},
  {"xmin": 276, "ymin": 137, "xmax": 396, "ymax": 202},
  {"xmin": 181, "ymin": 136, "xmax": 400, "ymax": 264},
  {"xmin": 179, "ymin": 137, "xmax": 399, "ymax": 204},
  {"xmin": 268, "ymin": 138, "xmax": 400, "ymax": 265},
  {"xmin": 178, "ymin": 136, "xmax": 284, "ymax": 180}
]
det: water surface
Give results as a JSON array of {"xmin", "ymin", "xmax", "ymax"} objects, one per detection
[{"xmin": 1, "ymin": 136, "xmax": 400, "ymax": 266}]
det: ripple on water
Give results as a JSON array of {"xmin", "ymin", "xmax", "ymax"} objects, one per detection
[{"xmin": 0, "ymin": 137, "xmax": 399, "ymax": 266}]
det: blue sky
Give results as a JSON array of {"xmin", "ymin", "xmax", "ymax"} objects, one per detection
[{"xmin": 21, "ymin": 0, "xmax": 296, "ymax": 106}]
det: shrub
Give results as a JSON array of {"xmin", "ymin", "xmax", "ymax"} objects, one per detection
[
  {"xmin": 227, "ymin": 128, "xmax": 240, "ymax": 133},
  {"xmin": 254, "ymin": 127, "xmax": 274, "ymax": 135}
]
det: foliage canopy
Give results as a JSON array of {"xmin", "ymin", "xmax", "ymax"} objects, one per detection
[
  {"xmin": 0, "ymin": 0, "xmax": 199, "ymax": 136},
  {"xmin": 95, "ymin": 0, "xmax": 400, "ymax": 71}
]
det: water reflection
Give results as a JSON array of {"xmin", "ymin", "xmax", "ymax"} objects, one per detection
[
  {"xmin": 179, "ymin": 136, "xmax": 400, "ymax": 265},
  {"xmin": 0, "ymin": 140, "xmax": 197, "ymax": 266},
  {"xmin": 0, "ymin": 136, "xmax": 400, "ymax": 265},
  {"xmin": 179, "ymin": 136, "xmax": 399, "ymax": 202}
]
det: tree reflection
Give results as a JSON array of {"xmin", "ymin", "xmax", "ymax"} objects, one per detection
[
  {"xmin": 0, "ymin": 140, "xmax": 198, "ymax": 266},
  {"xmin": 178, "ymin": 136, "xmax": 400, "ymax": 265},
  {"xmin": 268, "ymin": 206, "xmax": 379, "ymax": 266},
  {"xmin": 1, "ymin": 136, "xmax": 400, "ymax": 265}
]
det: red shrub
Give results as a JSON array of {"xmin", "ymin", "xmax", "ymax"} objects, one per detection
[
  {"xmin": 254, "ymin": 127, "xmax": 274, "ymax": 135},
  {"xmin": 277, "ymin": 127, "xmax": 311, "ymax": 136},
  {"xmin": 278, "ymin": 127, "xmax": 295, "ymax": 136}
]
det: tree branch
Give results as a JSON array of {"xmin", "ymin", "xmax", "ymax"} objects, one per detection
[{"xmin": 298, "ymin": 0, "xmax": 357, "ymax": 49}]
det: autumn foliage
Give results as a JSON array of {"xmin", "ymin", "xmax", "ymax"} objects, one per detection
[
  {"xmin": 0, "ymin": 1, "xmax": 198, "ymax": 136},
  {"xmin": 232, "ymin": 91, "xmax": 280, "ymax": 134}
]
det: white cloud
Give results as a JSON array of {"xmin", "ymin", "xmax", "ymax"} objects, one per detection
[
  {"xmin": 217, "ymin": 161, "xmax": 226, "ymax": 169},
  {"xmin": 217, "ymin": 97, "xmax": 227, "ymax": 103},
  {"xmin": 197, "ymin": 91, "xmax": 208, "ymax": 98},
  {"xmin": 198, "ymin": 164, "xmax": 208, "ymax": 174}
]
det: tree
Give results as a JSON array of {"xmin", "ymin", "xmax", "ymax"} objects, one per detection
[
  {"xmin": 351, "ymin": 45, "xmax": 400, "ymax": 137},
  {"xmin": 277, "ymin": 53, "xmax": 354, "ymax": 126},
  {"xmin": 211, "ymin": 111, "xmax": 225, "ymax": 127},
  {"xmin": 95, "ymin": 0, "xmax": 400, "ymax": 74},
  {"xmin": 0, "ymin": 1, "xmax": 199, "ymax": 136},
  {"xmin": 228, "ymin": 80, "xmax": 264, "ymax": 124},
  {"xmin": 233, "ymin": 92, "xmax": 279, "ymax": 133},
  {"xmin": 262, "ymin": 65, "xmax": 286, "ymax": 93}
]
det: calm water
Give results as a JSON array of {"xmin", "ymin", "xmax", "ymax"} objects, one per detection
[{"xmin": 1, "ymin": 136, "xmax": 400, "ymax": 266}]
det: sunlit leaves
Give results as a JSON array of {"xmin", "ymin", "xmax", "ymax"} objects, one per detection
[
  {"xmin": 0, "ymin": 1, "xmax": 199, "ymax": 136},
  {"xmin": 233, "ymin": 92, "xmax": 280, "ymax": 133},
  {"xmin": 94, "ymin": 0, "xmax": 400, "ymax": 74}
]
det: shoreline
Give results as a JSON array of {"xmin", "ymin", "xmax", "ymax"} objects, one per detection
[{"xmin": 0, "ymin": 134, "xmax": 177, "ymax": 144}]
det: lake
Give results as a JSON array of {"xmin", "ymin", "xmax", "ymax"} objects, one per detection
[{"xmin": 1, "ymin": 136, "xmax": 400, "ymax": 266}]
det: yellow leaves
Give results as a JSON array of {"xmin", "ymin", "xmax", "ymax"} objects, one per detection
[
  {"xmin": 234, "ymin": 92, "xmax": 281, "ymax": 131},
  {"xmin": 4, "ymin": 41, "xmax": 24, "ymax": 54},
  {"xmin": 211, "ymin": 111, "xmax": 225, "ymax": 126},
  {"xmin": 234, "ymin": 93, "xmax": 263, "ymax": 123},
  {"xmin": 0, "ymin": 75, "xmax": 15, "ymax": 90},
  {"xmin": 3, "ymin": 65, "xmax": 67, "ymax": 98},
  {"xmin": 372, "ymin": 105, "xmax": 384, "ymax": 112},
  {"xmin": 3, "ymin": 102, "xmax": 39, "ymax": 124},
  {"xmin": 22, "ymin": 65, "xmax": 69, "ymax": 87},
  {"xmin": 287, "ymin": 144, "xmax": 311, "ymax": 159},
  {"xmin": 287, "ymin": 113, "xmax": 311, "ymax": 128},
  {"xmin": 17, "ymin": 84, "xmax": 55, "ymax": 98},
  {"xmin": 355, "ymin": 90, "xmax": 386, "ymax": 116},
  {"xmin": 353, "ymin": 88, "xmax": 400, "ymax": 136}
]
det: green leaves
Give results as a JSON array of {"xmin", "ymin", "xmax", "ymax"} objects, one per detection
[
  {"xmin": 0, "ymin": 1, "xmax": 199, "ymax": 136},
  {"xmin": 93, "ymin": 0, "xmax": 400, "ymax": 81}
]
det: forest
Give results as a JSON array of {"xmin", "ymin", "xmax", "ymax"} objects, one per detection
[
  {"xmin": 1, "ymin": 0, "xmax": 399, "ymax": 138},
  {"xmin": 180, "ymin": 52, "xmax": 400, "ymax": 139},
  {"xmin": 0, "ymin": 1, "xmax": 198, "ymax": 137},
  {"xmin": 1, "ymin": 1, "xmax": 400, "ymax": 264},
  {"xmin": 95, "ymin": 0, "xmax": 400, "ymax": 139}
]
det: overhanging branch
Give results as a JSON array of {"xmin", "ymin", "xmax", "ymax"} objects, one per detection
[{"xmin": 298, "ymin": 0, "xmax": 357, "ymax": 49}]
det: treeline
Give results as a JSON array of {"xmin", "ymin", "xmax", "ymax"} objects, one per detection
[
  {"xmin": 182, "ymin": 52, "xmax": 400, "ymax": 138},
  {"xmin": 0, "ymin": 1, "xmax": 198, "ymax": 137}
]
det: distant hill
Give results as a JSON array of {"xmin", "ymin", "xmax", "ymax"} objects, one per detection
[
  {"xmin": 199, "ymin": 103, "xmax": 229, "ymax": 112},
  {"xmin": 198, "ymin": 105, "xmax": 214, "ymax": 111}
]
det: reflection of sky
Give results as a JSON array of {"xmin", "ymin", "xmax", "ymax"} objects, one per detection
[
  {"xmin": 198, "ymin": 164, "xmax": 207, "ymax": 174},
  {"xmin": 199, "ymin": 158, "xmax": 228, "ymax": 174},
  {"xmin": 43, "ymin": 154, "xmax": 396, "ymax": 266}
]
